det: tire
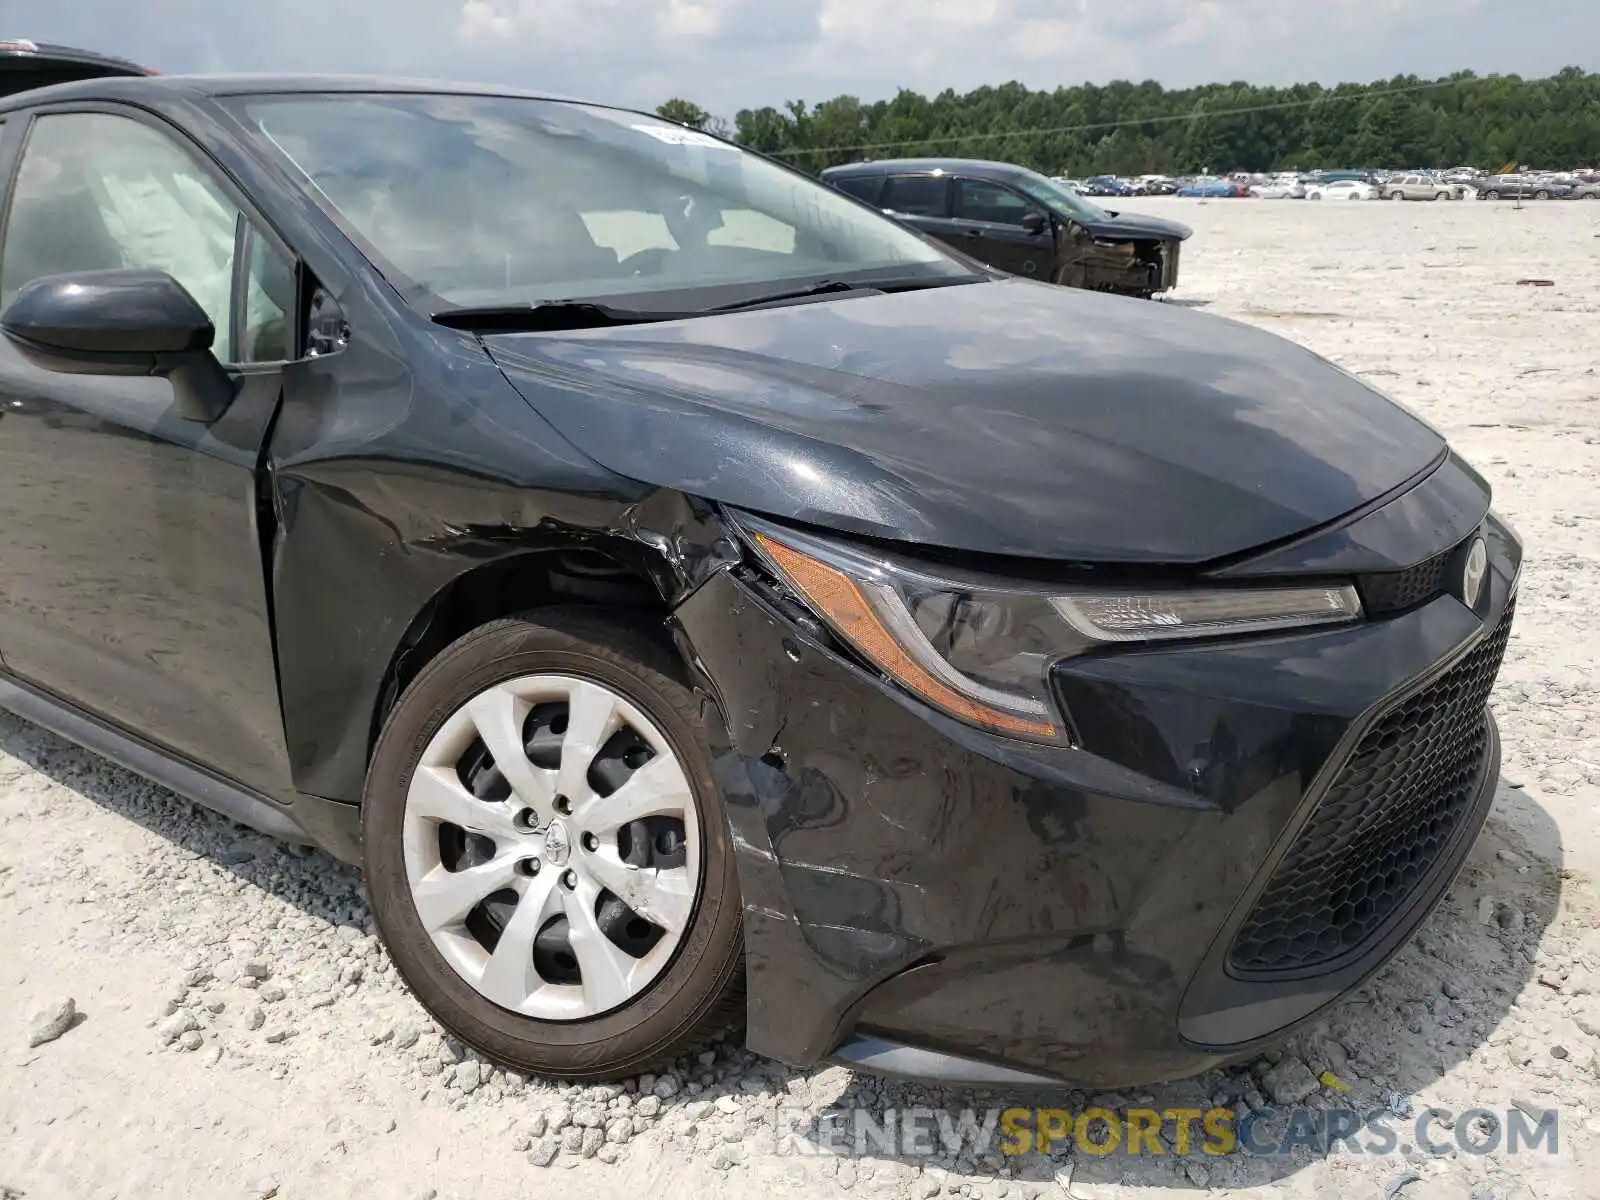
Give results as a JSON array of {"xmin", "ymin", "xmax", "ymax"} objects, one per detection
[
  {"xmin": 1535, "ymin": 190, "xmax": 1550, "ymax": 200},
  {"xmin": 362, "ymin": 609, "xmax": 744, "ymax": 1080},
  {"xmin": 1484, "ymin": 191, "xmax": 1500, "ymax": 201},
  {"xmin": 1390, "ymin": 192, "xmax": 1405, "ymax": 201},
  {"xmin": 1436, "ymin": 192, "xmax": 1450, "ymax": 201}
]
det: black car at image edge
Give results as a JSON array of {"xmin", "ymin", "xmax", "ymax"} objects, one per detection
[{"xmin": 0, "ymin": 54, "xmax": 1521, "ymax": 1088}]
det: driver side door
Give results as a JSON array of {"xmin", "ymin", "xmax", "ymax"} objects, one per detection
[
  {"xmin": 950, "ymin": 178, "xmax": 1053, "ymax": 279},
  {"xmin": 0, "ymin": 103, "xmax": 299, "ymax": 794}
]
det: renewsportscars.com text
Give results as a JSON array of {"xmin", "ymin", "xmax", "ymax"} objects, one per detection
[{"xmin": 762, "ymin": 1104, "xmax": 1560, "ymax": 1159}]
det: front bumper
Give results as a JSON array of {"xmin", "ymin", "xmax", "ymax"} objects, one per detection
[{"xmin": 672, "ymin": 509, "xmax": 1520, "ymax": 1087}]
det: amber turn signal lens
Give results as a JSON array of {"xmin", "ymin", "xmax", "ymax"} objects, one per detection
[{"xmin": 753, "ymin": 533, "xmax": 1060, "ymax": 741}]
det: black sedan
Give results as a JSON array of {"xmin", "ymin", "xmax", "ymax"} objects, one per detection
[
  {"xmin": 821, "ymin": 158, "xmax": 1191, "ymax": 298},
  {"xmin": 0, "ymin": 69, "xmax": 1520, "ymax": 1088}
]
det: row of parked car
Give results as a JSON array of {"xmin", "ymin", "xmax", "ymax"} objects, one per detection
[
  {"xmin": 1066, "ymin": 175, "xmax": 1181, "ymax": 197},
  {"xmin": 1054, "ymin": 169, "xmax": 1600, "ymax": 201},
  {"xmin": 1252, "ymin": 170, "xmax": 1598, "ymax": 201}
]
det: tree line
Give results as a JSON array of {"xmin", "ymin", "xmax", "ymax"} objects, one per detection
[{"xmin": 656, "ymin": 67, "xmax": 1600, "ymax": 177}]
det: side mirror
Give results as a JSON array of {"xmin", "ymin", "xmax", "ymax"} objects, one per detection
[
  {"xmin": 0, "ymin": 268, "xmax": 236, "ymax": 422},
  {"xmin": 1020, "ymin": 211, "xmax": 1049, "ymax": 235}
]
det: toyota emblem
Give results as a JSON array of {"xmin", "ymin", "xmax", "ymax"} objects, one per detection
[
  {"xmin": 1462, "ymin": 537, "xmax": 1488, "ymax": 610},
  {"xmin": 542, "ymin": 819, "xmax": 572, "ymax": 867}
]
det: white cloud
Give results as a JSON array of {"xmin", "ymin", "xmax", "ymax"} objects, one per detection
[
  {"xmin": 661, "ymin": 0, "xmax": 733, "ymax": 38},
  {"xmin": 819, "ymin": 0, "xmax": 1003, "ymax": 45},
  {"xmin": 3, "ymin": 0, "xmax": 1591, "ymax": 117},
  {"xmin": 458, "ymin": 1, "xmax": 516, "ymax": 42},
  {"xmin": 453, "ymin": 0, "xmax": 746, "ymax": 48}
]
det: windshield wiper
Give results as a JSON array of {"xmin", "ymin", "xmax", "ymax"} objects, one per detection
[
  {"xmin": 431, "ymin": 273, "xmax": 987, "ymax": 331},
  {"xmin": 705, "ymin": 274, "xmax": 985, "ymax": 314},
  {"xmin": 432, "ymin": 301, "xmax": 678, "ymax": 332},
  {"xmin": 704, "ymin": 278, "xmax": 876, "ymax": 313}
]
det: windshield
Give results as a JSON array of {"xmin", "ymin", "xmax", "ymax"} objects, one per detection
[
  {"xmin": 224, "ymin": 92, "xmax": 969, "ymax": 310},
  {"xmin": 1008, "ymin": 170, "xmax": 1111, "ymax": 222}
]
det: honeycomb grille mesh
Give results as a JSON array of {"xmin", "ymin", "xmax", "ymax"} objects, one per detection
[
  {"xmin": 1228, "ymin": 601, "xmax": 1515, "ymax": 976},
  {"xmin": 1358, "ymin": 545, "xmax": 1456, "ymax": 615}
]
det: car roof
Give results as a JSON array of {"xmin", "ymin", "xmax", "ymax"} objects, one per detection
[
  {"xmin": 0, "ymin": 70, "xmax": 591, "ymax": 115},
  {"xmin": 821, "ymin": 158, "xmax": 1032, "ymax": 182}
]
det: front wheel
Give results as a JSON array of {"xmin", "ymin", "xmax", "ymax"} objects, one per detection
[
  {"xmin": 1484, "ymin": 190, "xmax": 1500, "ymax": 200},
  {"xmin": 1391, "ymin": 192, "xmax": 1405, "ymax": 201},
  {"xmin": 362, "ymin": 610, "xmax": 744, "ymax": 1080},
  {"xmin": 1535, "ymin": 190, "xmax": 1550, "ymax": 200}
]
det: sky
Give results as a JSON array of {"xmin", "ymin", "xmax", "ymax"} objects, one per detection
[{"xmin": 7, "ymin": 0, "xmax": 1597, "ymax": 116}]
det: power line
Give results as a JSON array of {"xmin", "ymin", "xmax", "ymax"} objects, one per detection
[{"xmin": 772, "ymin": 76, "xmax": 1479, "ymax": 159}]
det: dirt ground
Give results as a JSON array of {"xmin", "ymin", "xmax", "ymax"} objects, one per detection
[{"xmin": 2, "ymin": 197, "xmax": 1597, "ymax": 1200}]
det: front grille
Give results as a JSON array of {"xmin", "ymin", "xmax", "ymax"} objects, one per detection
[
  {"xmin": 1228, "ymin": 600, "xmax": 1515, "ymax": 976},
  {"xmin": 1358, "ymin": 542, "xmax": 1458, "ymax": 615}
]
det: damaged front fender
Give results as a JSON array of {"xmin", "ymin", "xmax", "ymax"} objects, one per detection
[{"xmin": 265, "ymin": 317, "xmax": 742, "ymax": 804}]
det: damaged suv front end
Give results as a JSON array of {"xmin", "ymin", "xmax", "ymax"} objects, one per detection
[{"xmin": 1052, "ymin": 214, "xmax": 1183, "ymax": 297}]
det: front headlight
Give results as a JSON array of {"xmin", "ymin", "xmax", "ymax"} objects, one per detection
[{"xmin": 739, "ymin": 516, "xmax": 1362, "ymax": 745}]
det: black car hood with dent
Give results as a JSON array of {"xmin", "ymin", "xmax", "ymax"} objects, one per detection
[
  {"xmin": 1077, "ymin": 210, "xmax": 1194, "ymax": 242},
  {"xmin": 483, "ymin": 278, "xmax": 1443, "ymax": 564}
]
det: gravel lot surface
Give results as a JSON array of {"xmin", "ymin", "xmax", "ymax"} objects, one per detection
[{"xmin": 2, "ymin": 197, "xmax": 1598, "ymax": 1200}]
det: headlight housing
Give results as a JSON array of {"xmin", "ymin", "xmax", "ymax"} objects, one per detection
[{"xmin": 738, "ymin": 515, "xmax": 1362, "ymax": 745}]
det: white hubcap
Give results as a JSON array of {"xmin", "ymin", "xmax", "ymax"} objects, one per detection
[{"xmin": 401, "ymin": 674, "xmax": 701, "ymax": 1020}]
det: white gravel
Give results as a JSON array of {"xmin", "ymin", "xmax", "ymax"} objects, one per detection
[{"xmin": 2, "ymin": 198, "xmax": 1598, "ymax": 1200}]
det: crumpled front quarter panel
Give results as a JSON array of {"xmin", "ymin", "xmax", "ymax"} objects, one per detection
[{"xmin": 264, "ymin": 303, "xmax": 706, "ymax": 803}]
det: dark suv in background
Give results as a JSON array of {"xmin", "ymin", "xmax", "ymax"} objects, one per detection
[{"xmin": 822, "ymin": 158, "xmax": 1192, "ymax": 298}]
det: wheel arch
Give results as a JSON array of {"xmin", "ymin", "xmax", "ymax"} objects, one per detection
[
  {"xmin": 369, "ymin": 546, "xmax": 676, "ymax": 759},
  {"xmin": 268, "ymin": 461, "xmax": 742, "ymax": 805},
  {"xmin": 363, "ymin": 496, "xmax": 743, "ymax": 784}
]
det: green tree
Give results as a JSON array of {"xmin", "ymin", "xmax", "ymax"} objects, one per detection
[
  {"xmin": 674, "ymin": 66, "xmax": 1600, "ymax": 178},
  {"xmin": 655, "ymin": 98, "xmax": 715, "ymax": 130}
]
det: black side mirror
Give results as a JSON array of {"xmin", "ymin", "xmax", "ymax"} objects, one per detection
[
  {"xmin": 0, "ymin": 268, "xmax": 236, "ymax": 422},
  {"xmin": 1020, "ymin": 211, "xmax": 1049, "ymax": 235}
]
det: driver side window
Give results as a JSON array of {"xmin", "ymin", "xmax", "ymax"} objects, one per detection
[
  {"xmin": 0, "ymin": 111, "xmax": 292, "ymax": 363},
  {"xmin": 955, "ymin": 179, "xmax": 1039, "ymax": 227}
]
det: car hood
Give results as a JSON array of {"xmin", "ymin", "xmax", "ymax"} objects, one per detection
[
  {"xmin": 1079, "ymin": 210, "xmax": 1194, "ymax": 241},
  {"xmin": 484, "ymin": 278, "xmax": 1443, "ymax": 564}
]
